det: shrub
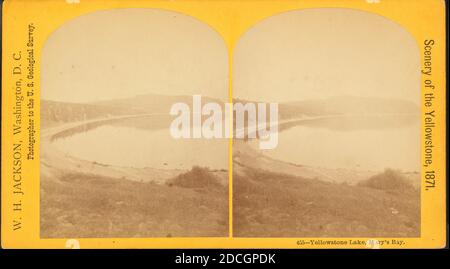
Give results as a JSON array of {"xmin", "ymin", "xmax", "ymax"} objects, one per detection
[
  {"xmin": 168, "ymin": 166, "xmax": 222, "ymax": 189},
  {"xmin": 358, "ymin": 168, "xmax": 414, "ymax": 191}
]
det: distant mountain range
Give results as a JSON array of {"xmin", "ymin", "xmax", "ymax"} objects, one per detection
[
  {"xmin": 41, "ymin": 94, "xmax": 420, "ymax": 127},
  {"xmin": 41, "ymin": 94, "xmax": 223, "ymax": 127},
  {"xmin": 278, "ymin": 96, "xmax": 420, "ymax": 120}
]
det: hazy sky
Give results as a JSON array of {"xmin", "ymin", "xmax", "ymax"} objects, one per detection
[
  {"xmin": 42, "ymin": 9, "xmax": 228, "ymax": 103},
  {"xmin": 234, "ymin": 8, "xmax": 420, "ymax": 104},
  {"xmin": 43, "ymin": 8, "xmax": 420, "ymax": 104}
]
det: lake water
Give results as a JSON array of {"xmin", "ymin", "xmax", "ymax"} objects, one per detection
[
  {"xmin": 52, "ymin": 115, "xmax": 420, "ymax": 172},
  {"xmin": 249, "ymin": 115, "xmax": 421, "ymax": 172},
  {"xmin": 52, "ymin": 120, "xmax": 229, "ymax": 170}
]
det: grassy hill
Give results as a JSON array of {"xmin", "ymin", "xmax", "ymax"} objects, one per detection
[
  {"xmin": 233, "ymin": 167, "xmax": 419, "ymax": 237},
  {"xmin": 41, "ymin": 167, "xmax": 228, "ymax": 238}
]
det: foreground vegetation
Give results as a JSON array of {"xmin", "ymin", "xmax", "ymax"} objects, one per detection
[
  {"xmin": 41, "ymin": 167, "xmax": 228, "ymax": 238},
  {"xmin": 234, "ymin": 167, "xmax": 419, "ymax": 237}
]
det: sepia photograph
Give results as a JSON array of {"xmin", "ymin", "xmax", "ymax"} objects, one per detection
[
  {"xmin": 1, "ymin": 0, "xmax": 446, "ymax": 252},
  {"xmin": 232, "ymin": 8, "xmax": 421, "ymax": 237},
  {"xmin": 40, "ymin": 9, "xmax": 229, "ymax": 238}
]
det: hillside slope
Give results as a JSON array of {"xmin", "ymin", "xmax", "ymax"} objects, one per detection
[{"xmin": 233, "ymin": 166, "xmax": 419, "ymax": 237}]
